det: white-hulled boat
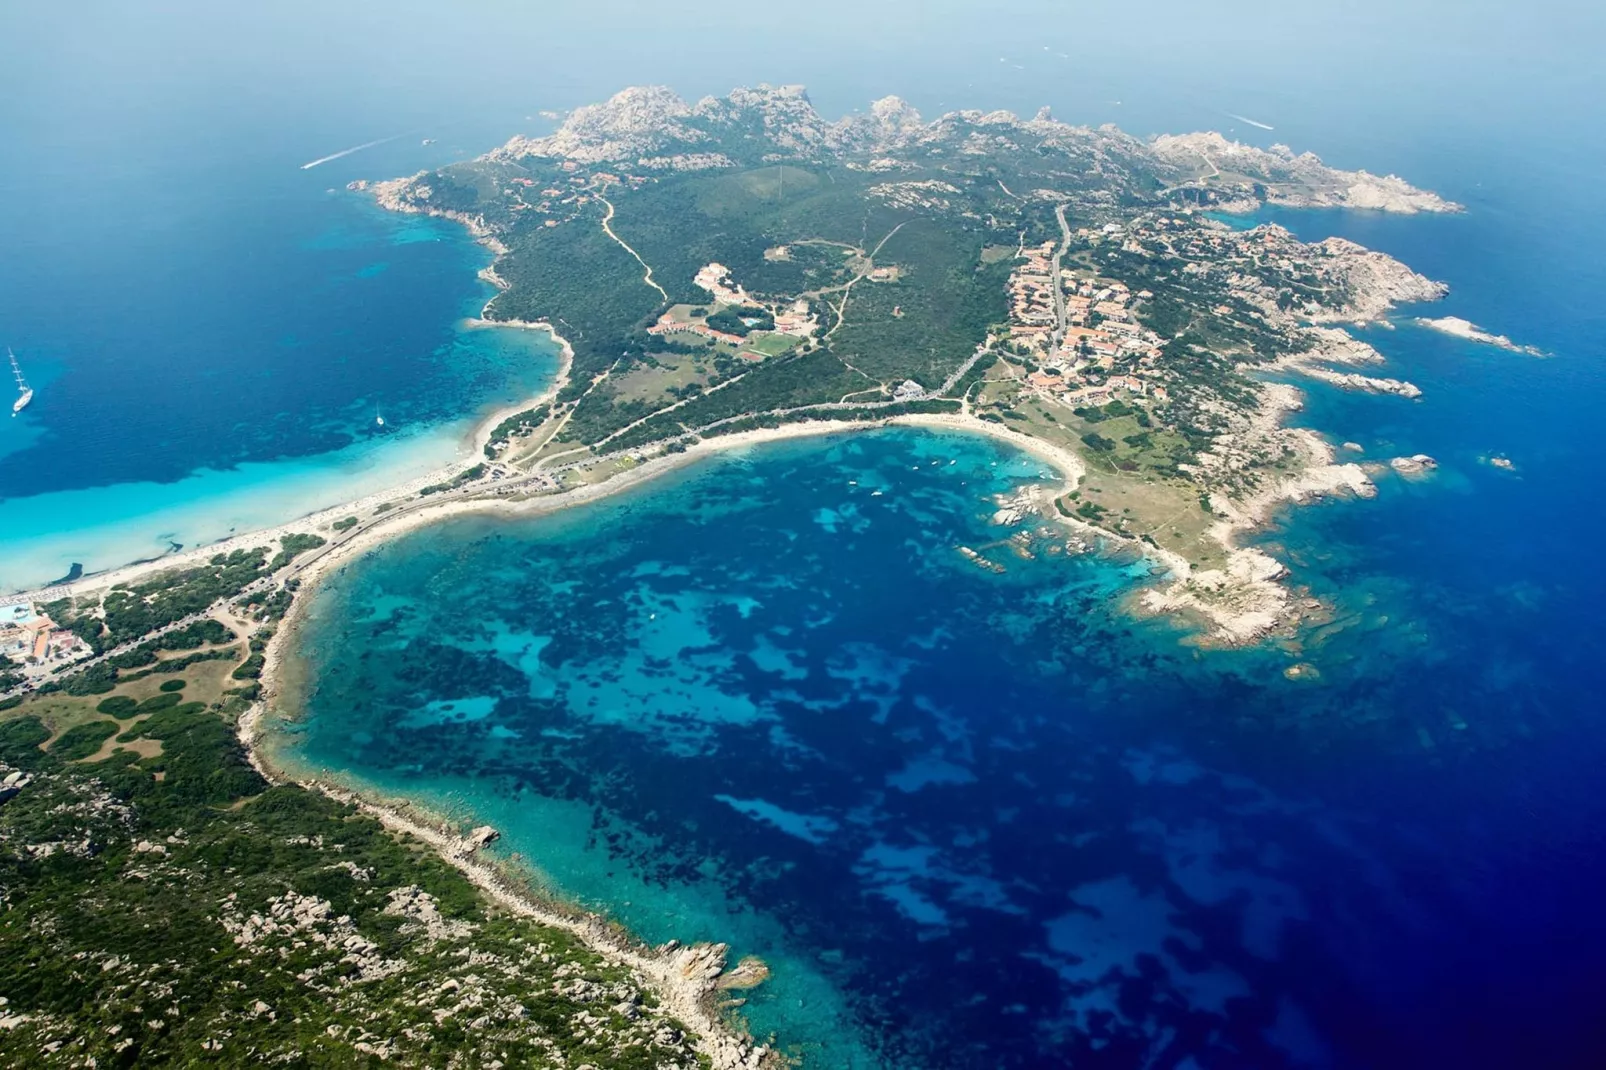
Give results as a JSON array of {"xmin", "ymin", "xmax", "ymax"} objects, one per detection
[{"xmin": 8, "ymin": 350, "xmax": 30, "ymax": 416}]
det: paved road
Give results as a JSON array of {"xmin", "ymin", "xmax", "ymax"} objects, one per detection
[
  {"xmin": 2, "ymin": 368, "xmax": 997, "ymax": 702},
  {"xmin": 1, "ymin": 575, "xmax": 279, "ymax": 700},
  {"xmin": 1051, "ymin": 202, "xmax": 1073, "ymax": 350}
]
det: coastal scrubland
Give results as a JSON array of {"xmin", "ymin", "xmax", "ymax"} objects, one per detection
[
  {"xmin": 0, "ymin": 698, "xmax": 712, "ymax": 1067},
  {"xmin": 2, "ymin": 529, "xmax": 767, "ymax": 1068},
  {"xmin": 370, "ymin": 83, "xmax": 1454, "ymax": 642}
]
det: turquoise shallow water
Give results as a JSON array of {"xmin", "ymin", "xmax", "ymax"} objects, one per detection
[
  {"xmin": 266, "ymin": 410, "xmax": 1606, "ymax": 1068},
  {"xmin": 0, "ymin": 166, "xmax": 561, "ymax": 593},
  {"xmin": 272, "ymin": 429, "xmax": 1102, "ymax": 1066},
  {"xmin": 7, "ymin": 6, "xmax": 1604, "ymax": 1061}
]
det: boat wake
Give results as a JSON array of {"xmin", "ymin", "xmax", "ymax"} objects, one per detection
[
  {"xmin": 9, "ymin": 348, "xmax": 32, "ymax": 417},
  {"xmin": 1225, "ymin": 112, "xmax": 1275, "ymax": 131},
  {"xmin": 301, "ymin": 134, "xmax": 405, "ymax": 170}
]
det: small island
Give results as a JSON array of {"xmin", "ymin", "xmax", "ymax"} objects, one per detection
[{"xmin": 1417, "ymin": 315, "xmax": 1544, "ymax": 355}]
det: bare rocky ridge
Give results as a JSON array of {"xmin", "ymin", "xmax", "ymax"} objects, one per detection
[
  {"xmin": 490, "ymin": 84, "xmax": 1458, "ymax": 216},
  {"xmin": 491, "ymin": 85, "xmax": 711, "ymax": 166},
  {"xmin": 1308, "ymin": 237, "xmax": 1449, "ymax": 318},
  {"xmin": 1151, "ymin": 131, "xmax": 1463, "ymax": 213}
]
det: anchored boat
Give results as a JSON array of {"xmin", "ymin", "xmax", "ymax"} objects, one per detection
[{"xmin": 8, "ymin": 349, "xmax": 31, "ymax": 416}]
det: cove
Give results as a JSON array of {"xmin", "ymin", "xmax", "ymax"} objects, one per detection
[{"xmin": 267, "ymin": 426, "xmax": 1606, "ymax": 1068}]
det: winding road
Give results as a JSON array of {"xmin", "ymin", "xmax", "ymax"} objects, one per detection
[{"xmin": 597, "ymin": 194, "xmax": 669, "ymax": 304}]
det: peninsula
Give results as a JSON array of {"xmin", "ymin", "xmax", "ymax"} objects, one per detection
[
  {"xmin": 359, "ymin": 83, "xmax": 1461, "ymax": 643},
  {"xmin": 1, "ymin": 84, "xmax": 1481, "ymax": 1065}
]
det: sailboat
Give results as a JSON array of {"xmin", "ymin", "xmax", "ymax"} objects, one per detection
[{"xmin": 8, "ymin": 349, "xmax": 31, "ymax": 417}]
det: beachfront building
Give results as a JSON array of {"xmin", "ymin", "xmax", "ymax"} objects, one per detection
[{"xmin": 0, "ymin": 602, "xmax": 89, "ymax": 669}]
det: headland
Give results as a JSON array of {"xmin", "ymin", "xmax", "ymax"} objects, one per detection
[{"xmin": 0, "ymin": 81, "xmax": 1512, "ymax": 1066}]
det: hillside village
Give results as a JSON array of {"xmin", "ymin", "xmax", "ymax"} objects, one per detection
[{"xmin": 1004, "ymin": 239, "xmax": 1170, "ymax": 409}]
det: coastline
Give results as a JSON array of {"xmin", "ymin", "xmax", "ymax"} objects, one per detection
[
  {"xmin": 8, "ymin": 163, "xmax": 1404, "ymax": 1054},
  {"xmin": 17, "ymin": 389, "xmax": 1334, "ymax": 648},
  {"xmin": 240, "ymin": 686, "xmax": 770, "ymax": 1070},
  {"xmin": 237, "ymin": 408, "xmax": 1100, "ymax": 1069},
  {"xmin": 228, "ymin": 397, "xmax": 1346, "ymax": 1062},
  {"xmin": 10, "ymin": 318, "xmax": 573, "ymax": 607},
  {"xmin": 6, "ymin": 159, "xmax": 1424, "ymax": 1062},
  {"xmin": 1133, "ymin": 380, "xmax": 1374, "ymax": 645},
  {"xmin": 12, "ymin": 161, "xmax": 1386, "ymax": 645}
]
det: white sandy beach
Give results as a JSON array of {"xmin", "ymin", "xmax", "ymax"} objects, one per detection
[{"xmin": 3, "ymin": 320, "xmax": 572, "ymax": 606}]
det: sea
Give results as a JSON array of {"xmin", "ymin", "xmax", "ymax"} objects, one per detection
[
  {"xmin": 9, "ymin": 3, "xmax": 1606, "ymax": 1066},
  {"xmin": 0, "ymin": 129, "xmax": 564, "ymax": 591}
]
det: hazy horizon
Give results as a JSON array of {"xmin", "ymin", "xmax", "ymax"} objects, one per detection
[{"xmin": 4, "ymin": 1, "xmax": 1603, "ymax": 180}]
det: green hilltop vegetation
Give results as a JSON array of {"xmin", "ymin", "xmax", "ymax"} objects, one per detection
[{"xmin": 378, "ymin": 83, "xmax": 1445, "ymax": 578}]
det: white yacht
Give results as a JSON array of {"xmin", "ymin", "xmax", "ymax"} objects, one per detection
[{"xmin": 8, "ymin": 350, "xmax": 31, "ymax": 416}]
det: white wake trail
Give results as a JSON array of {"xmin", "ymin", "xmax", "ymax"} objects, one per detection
[
  {"xmin": 1225, "ymin": 112, "xmax": 1275, "ymax": 131},
  {"xmin": 301, "ymin": 134, "xmax": 405, "ymax": 170}
]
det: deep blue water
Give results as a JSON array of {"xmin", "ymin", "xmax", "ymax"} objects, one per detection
[
  {"xmin": 1, "ymin": 190, "xmax": 505, "ymax": 498},
  {"xmin": 0, "ymin": 135, "xmax": 563, "ymax": 589},
  {"xmin": 272, "ymin": 411, "xmax": 1606, "ymax": 1068},
  {"xmin": 8, "ymin": 4, "xmax": 1606, "ymax": 1063}
]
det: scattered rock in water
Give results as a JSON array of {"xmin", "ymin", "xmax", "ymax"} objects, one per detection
[
  {"xmin": 1390, "ymin": 454, "xmax": 1438, "ymax": 476},
  {"xmin": 1488, "ymin": 455, "xmax": 1516, "ymax": 471},
  {"xmin": 957, "ymin": 546, "xmax": 1005, "ymax": 573},
  {"xmin": 1342, "ymin": 441, "xmax": 1364, "ymax": 453},
  {"xmin": 1284, "ymin": 662, "xmax": 1321, "ymax": 681}
]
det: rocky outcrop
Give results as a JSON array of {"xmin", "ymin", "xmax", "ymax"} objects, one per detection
[
  {"xmin": 694, "ymin": 83, "xmax": 836, "ymax": 155},
  {"xmin": 466, "ymin": 84, "xmax": 1460, "ymax": 225},
  {"xmin": 489, "ymin": 83, "xmax": 840, "ymax": 169},
  {"xmin": 1302, "ymin": 326, "xmax": 1386, "ymax": 365},
  {"xmin": 1310, "ymin": 237, "xmax": 1449, "ymax": 320},
  {"xmin": 454, "ymin": 824, "xmax": 500, "ymax": 856},
  {"xmin": 1300, "ymin": 368, "xmax": 1422, "ymax": 397},
  {"xmin": 837, "ymin": 95, "xmax": 928, "ymax": 151},
  {"xmin": 1150, "ymin": 131, "xmax": 1462, "ymax": 214},
  {"xmin": 1140, "ymin": 547, "xmax": 1292, "ymax": 645},
  {"xmin": 1390, "ymin": 454, "xmax": 1438, "ymax": 476},
  {"xmin": 490, "ymin": 85, "xmax": 708, "ymax": 166},
  {"xmin": 1417, "ymin": 316, "xmax": 1545, "ymax": 356},
  {"xmin": 0, "ymin": 768, "xmax": 31, "ymax": 806}
]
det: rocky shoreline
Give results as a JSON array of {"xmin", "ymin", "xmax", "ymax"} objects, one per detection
[
  {"xmin": 1137, "ymin": 380, "xmax": 1376, "ymax": 645},
  {"xmin": 227, "ymin": 406, "xmax": 1102, "ymax": 1070},
  {"xmin": 241, "ymin": 703, "xmax": 774, "ymax": 1067}
]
